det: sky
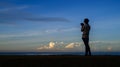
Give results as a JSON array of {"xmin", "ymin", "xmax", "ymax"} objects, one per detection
[{"xmin": 0, "ymin": 0, "xmax": 120, "ymax": 52}]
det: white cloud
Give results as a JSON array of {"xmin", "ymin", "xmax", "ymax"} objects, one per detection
[
  {"xmin": 65, "ymin": 43, "xmax": 74, "ymax": 49},
  {"xmin": 37, "ymin": 46, "xmax": 49, "ymax": 50},
  {"xmin": 107, "ymin": 46, "xmax": 112, "ymax": 51},
  {"xmin": 49, "ymin": 42, "xmax": 55, "ymax": 49},
  {"xmin": 65, "ymin": 42, "xmax": 81, "ymax": 49},
  {"xmin": 60, "ymin": 42, "xmax": 64, "ymax": 44},
  {"xmin": 37, "ymin": 42, "xmax": 55, "ymax": 50}
]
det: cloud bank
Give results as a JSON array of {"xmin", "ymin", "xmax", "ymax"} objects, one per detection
[
  {"xmin": 37, "ymin": 41, "xmax": 83, "ymax": 51},
  {"xmin": 36, "ymin": 41, "xmax": 120, "ymax": 52}
]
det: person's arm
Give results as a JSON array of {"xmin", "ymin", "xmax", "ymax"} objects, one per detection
[
  {"xmin": 81, "ymin": 26, "xmax": 84, "ymax": 32},
  {"xmin": 87, "ymin": 25, "xmax": 90, "ymax": 31}
]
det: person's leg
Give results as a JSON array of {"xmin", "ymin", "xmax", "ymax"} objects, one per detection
[
  {"xmin": 83, "ymin": 38, "xmax": 91, "ymax": 56},
  {"xmin": 82, "ymin": 38, "xmax": 88, "ymax": 56},
  {"xmin": 85, "ymin": 38, "xmax": 91, "ymax": 56}
]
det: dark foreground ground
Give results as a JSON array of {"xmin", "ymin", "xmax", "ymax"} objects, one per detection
[{"xmin": 0, "ymin": 55, "xmax": 120, "ymax": 67}]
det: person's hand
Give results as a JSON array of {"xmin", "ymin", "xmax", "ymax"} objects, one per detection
[{"xmin": 81, "ymin": 23, "xmax": 84, "ymax": 26}]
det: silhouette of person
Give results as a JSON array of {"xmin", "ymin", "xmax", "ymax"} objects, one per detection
[{"xmin": 81, "ymin": 18, "xmax": 91, "ymax": 56}]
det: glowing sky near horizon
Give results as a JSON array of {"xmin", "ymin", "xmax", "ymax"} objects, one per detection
[{"xmin": 0, "ymin": 0, "xmax": 120, "ymax": 52}]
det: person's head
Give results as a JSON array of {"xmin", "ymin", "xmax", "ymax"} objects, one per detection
[
  {"xmin": 80, "ymin": 23, "xmax": 84, "ymax": 26},
  {"xmin": 84, "ymin": 18, "xmax": 89, "ymax": 24}
]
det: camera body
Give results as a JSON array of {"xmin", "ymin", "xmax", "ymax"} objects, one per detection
[{"xmin": 80, "ymin": 23, "xmax": 84, "ymax": 26}]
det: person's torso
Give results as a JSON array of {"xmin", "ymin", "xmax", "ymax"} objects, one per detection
[{"xmin": 82, "ymin": 24, "xmax": 90, "ymax": 38}]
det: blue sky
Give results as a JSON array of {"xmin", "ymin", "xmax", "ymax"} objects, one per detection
[{"xmin": 0, "ymin": 0, "xmax": 120, "ymax": 52}]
